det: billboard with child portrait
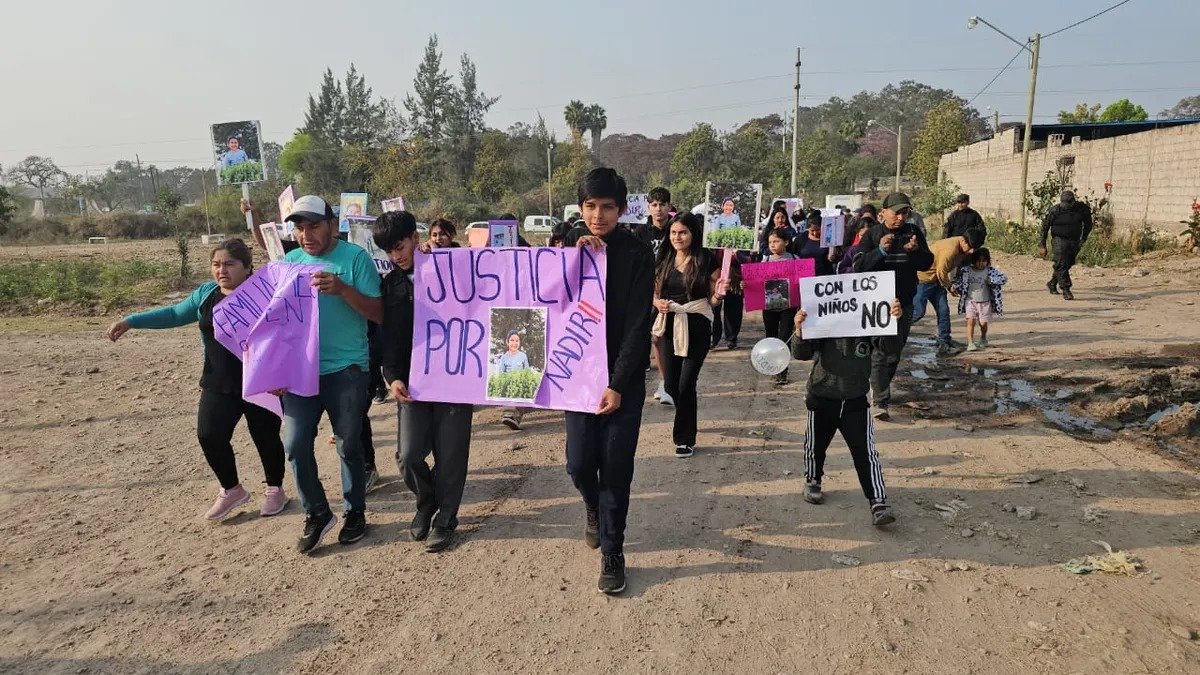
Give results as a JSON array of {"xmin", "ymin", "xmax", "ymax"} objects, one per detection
[
  {"xmin": 703, "ymin": 181, "xmax": 763, "ymax": 251},
  {"xmin": 210, "ymin": 120, "xmax": 265, "ymax": 186}
]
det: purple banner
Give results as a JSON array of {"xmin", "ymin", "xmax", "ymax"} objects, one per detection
[
  {"xmin": 409, "ymin": 247, "xmax": 609, "ymax": 413},
  {"xmin": 742, "ymin": 258, "xmax": 815, "ymax": 312},
  {"xmin": 211, "ymin": 262, "xmax": 323, "ymax": 416}
]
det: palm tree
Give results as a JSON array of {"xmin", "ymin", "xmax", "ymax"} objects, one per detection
[
  {"xmin": 564, "ymin": 100, "xmax": 586, "ymax": 144},
  {"xmin": 584, "ymin": 104, "xmax": 607, "ymax": 148}
]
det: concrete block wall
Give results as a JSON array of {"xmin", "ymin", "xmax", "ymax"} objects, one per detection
[{"xmin": 939, "ymin": 124, "xmax": 1200, "ymax": 236}]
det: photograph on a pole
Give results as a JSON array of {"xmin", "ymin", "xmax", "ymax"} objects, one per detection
[
  {"xmin": 210, "ymin": 120, "xmax": 265, "ymax": 186},
  {"xmin": 702, "ymin": 181, "xmax": 763, "ymax": 251}
]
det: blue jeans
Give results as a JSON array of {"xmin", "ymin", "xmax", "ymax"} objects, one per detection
[
  {"xmin": 283, "ymin": 366, "xmax": 369, "ymax": 517},
  {"xmin": 911, "ymin": 282, "xmax": 952, "ymax": 344}
]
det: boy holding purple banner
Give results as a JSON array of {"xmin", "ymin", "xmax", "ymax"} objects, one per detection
[
  {"xmin": 563, "ymin": 168, "xmax": 655, "ymax": 595},
  {"xmin": 281, "ymin": 196, "xmax": 382, "ymax": 554}
]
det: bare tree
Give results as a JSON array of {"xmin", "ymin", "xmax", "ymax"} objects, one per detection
[{"xmin": 5, "ymin": 156, "xmax": 63, "ymax": 201}]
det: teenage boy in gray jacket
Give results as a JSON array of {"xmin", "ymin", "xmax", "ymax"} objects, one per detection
[{"xmin": 791, "ymin": 300, "xmax": 902, "ymax": 527}]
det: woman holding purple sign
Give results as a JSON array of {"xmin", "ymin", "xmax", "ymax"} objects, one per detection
[
  {"xmin": 104, "ymin": 239, "xmax": 289, "ymax": 522},
  {"xmin": 651, "ymin": 213, "xmax": 726, "ymax": 459}
]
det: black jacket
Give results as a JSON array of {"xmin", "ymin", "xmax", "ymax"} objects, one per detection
[
  {"xmin": 633, "ymin": 217, "xmax": 669, "ymax": 256},
  {"xmin": 853, "ymin": 222, "xmax": 934, "ymax": 306},
  {"xmin": 379, "ymin": 266, "xmax": 415, "ymax": 385},
  {"xmin": 792, "ymin": 336, "xmax": 874, "ymax": 401},
  {"xmin": 943, "ymin": 207, "xmax": 986, "ymax": 240},
  {"xmin": 1040, "ymin": 201, "xmax": 1093, "ymax": 245},
  {"xmin": 564, "ymin": 226, "xmax": 654, "ymax": 396}
]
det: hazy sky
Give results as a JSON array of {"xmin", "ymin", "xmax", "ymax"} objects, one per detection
[{"xmin": 1, "ymin": 0, "xmax": 1195, "ymax": 174}]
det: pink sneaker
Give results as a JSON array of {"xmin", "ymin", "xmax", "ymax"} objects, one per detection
[
  {"xmin": 260, "ymin": 486, "xmax": 290, "ymax": 517},
  {"xmin": 204, "ymin": 485, "xmax": 250, "ymax": 520}
]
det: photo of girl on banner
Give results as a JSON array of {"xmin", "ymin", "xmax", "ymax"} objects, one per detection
[
  {"xmin": 487, "ymin": 308, "xmax": 546, "ymax": 402},
  {"xmin": 702, "ymin": 181, "xmax": 763, "ymax": 251},
  {"xmin": 210, "ymin": 120, "xmax": 265, "ymax": 186},
  {"xmin": 763, "ymin": 279, "xmax": 790, "ymax": 311},
  {"xmin": 339, "ymin": 193, "xmax": 368, "ymax": 233}
]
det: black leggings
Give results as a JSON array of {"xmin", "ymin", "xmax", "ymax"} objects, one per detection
[
  {"xmin": 804, "ymin": 395, "xmax": 886, "ymax": 503},
  {"xmin": 197, "ymin": 389, "xmax": 286, "ymax": 489},
  {"xmin": 658, "ymin": 313, "xmax": 712, "ymax": 446}
]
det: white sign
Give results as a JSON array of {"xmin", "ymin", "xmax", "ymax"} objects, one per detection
[
  {"xmin": 259, "ymin": 222, "xmax": 285, "ymax": 261},
  {"xmin": 347, "ymin": 216, "xmax": 393, "ymax": 276},
  {"xmin": 820, "ymin": 209, "xmax": 845, "ymax": 248},
  {"xmin": 619, "ymin": 193, "xmax": 649, "ymax": 224},
  {"xmin": 489, "ymin": 220, "xmax": 519, "ymax": 247},
  {"xmin": 799, "ymin": 271, "xmax": 897, "ymax": 339}
]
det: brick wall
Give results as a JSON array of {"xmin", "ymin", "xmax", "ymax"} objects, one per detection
[{"xmin": 938, "ymin": 124, "xmax": 1200, "ymax": 236}]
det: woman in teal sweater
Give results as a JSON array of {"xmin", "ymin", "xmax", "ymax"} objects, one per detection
[{"xmin": 105, "ymin": 239, "xmax": 288, "ymax": 521}]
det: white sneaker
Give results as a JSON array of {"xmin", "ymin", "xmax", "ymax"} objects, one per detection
[
  {"xmin": 659, "ymin": 389, "xmax": 675, "ymax": 406},
  {"xmin": 966, "ymin": 341, "xmax": 980, "ymax": 352},
  {"xmin": 653, "ymin": 383, "xmax": 663, "ymax": 401}
]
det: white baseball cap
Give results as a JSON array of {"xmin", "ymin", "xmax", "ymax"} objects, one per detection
[{"xmin": 285, "ymin": 195, "xmax": 335, "ymax": 223}]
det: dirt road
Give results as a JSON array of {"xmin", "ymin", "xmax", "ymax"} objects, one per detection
[{"xmin": 1, "ymin": 247, "xmax": 1198, "ymax": 673}]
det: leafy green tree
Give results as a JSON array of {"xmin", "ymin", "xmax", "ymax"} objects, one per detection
[
  {"xmin": 550, "ymin": 141, "xmax": 593, "ymax": 212},
  {"xmin": 669, "ymin": 123, "xmax": 721, "ymax": 206},
  {"xmin": 0, "ymin": 184, "xmax": 16, "ymax": 231},
  {"xmin": 404, "ymin": 35, "xmax": 454, "ymax": 147},
  {"xmin": 155, "ymin": 187, "xmax": 188, "ymax": 281},
  {"xmin": 906, "ymin": 100, "xmax": 970, "ymax": 186},
  {"xmin": 793, "ymin": 131, "xmax": 854, "ymax": 201},
  {"xmin": 1098, "ymin": 98, "xmax": 1148, "ymax": 123},
  {"xmin": 302, "ymin": 68, "xmax": 346, "ymax": 142},
  {"xmin": 564, "ymin": 100, "xmax": 587, "ymax": 144},
  {"xmin": 279, "ymin": 132, "xmax": 350, "ymax": 195},
  {"xmin": 584, "ymin": 103, "xmax": 607, "ymax": 148},
  {"xmin": 471, "ymin": 132, "xmax": 514, "ymax": 203},
  {"xmin": 1057, "ymin": 102, "xmax": 1101, "ymax": 124},
  {"xmin": 445, "ymin": 54, "xmax": 500, "ymax": 185},
  {"xmin": 1159, "ymin": 94, "xmax": 1200, "ymax": 119}
]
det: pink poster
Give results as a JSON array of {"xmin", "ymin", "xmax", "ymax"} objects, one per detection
[
  {"xmin": 409, "ymin": 247, "xmax": 609, "ymax": 413},
  {"xmin": 742, "ymin": 258, "xmax": 815, "ymax": 312},
  {"xmin": 211, "ymin": 262, "xmax": 324, "ymax": 416}
]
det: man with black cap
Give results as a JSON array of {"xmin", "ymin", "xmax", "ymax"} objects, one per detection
[
  {"xmin": 854, "ymin": 192, "xmax": 934, "ymax": 421},
  {"xmin": 281, "ymin": 195, "xmax": 383, "ymax": 553},
  {"xmin": 943, "ymin": 194, "xmax": 987, "ymax": 241},
  {"xmin": 1038, "ymin": 190, "xmax": 1092, "ymax": 301}
]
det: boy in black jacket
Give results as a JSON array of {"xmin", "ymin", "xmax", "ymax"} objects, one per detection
[
  {"xmin": 791, "ymin": 300, "xmax": 902, "ymax": 527},
  {"xmin": 853, "ymin": 192, "xmax": 934, "ymax": 421},
  {"xmin": 564, "ymin": 168, "xmax": 655, "ymax": 595},
  {"xmin": 373, "ymin": 211, "xmax": 475, "ymax": 553}
]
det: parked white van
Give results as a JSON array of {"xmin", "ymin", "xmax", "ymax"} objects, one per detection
[{"xmin": 523, "ymin": 215, "xmax": 559, "ymax": 234}]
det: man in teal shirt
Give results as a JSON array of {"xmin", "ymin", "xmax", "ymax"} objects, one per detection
[{"xmin": 282, "ymin": 195, "xmax": 382, "ymax": 554}]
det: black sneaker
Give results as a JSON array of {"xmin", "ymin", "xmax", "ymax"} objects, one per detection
[
  {"xmin": 296, "ymin": 511, "xmax": 337, "ymax": 554},
  {"xmin": 424, "ymin": 526, "xmax": 454, "ymax": 552},
  {"xmin": 674, "ymin": 444, "xmax": 694, "ymax": 458},
  {"xmin": 598, "ymin": 553, "xmax": 626, "ymax": 595},
  {"xmin": 584, "ymin": 506, "xmax": 600, "ymax": 549},
  {"xmin": 1047, "ymin": 281, "xmax": 1060, "ymax": 295},
  {"xmin": 1062, "ymin": 288, "xmax": 1074, "ymax": 301},
  {"xmin": 726, "ymin": 340, "xmax": 738, "ymax": 350},
  {"xmin": 338, "ymin": 509, "xmax": 367, "ymax": 545},
  {"xmin": 871, "ymin": 503, "xmax": 896, "ymax": 527},
  {"xmin": 410, "ymin": 509, "xmax": 433, "ymax": 542},
  {"xmin": 803, "ymin": 481, "xmax": 824, "ymax": 504}
]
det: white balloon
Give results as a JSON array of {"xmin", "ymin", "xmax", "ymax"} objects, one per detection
[{"xmin": 750, "ymin": 337, "xmax": 791, "ymax": 375}]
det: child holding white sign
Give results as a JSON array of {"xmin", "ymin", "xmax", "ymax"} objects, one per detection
[{"xmin": 790, "ymin": 300, "xmax": 901, "ymax": 527}]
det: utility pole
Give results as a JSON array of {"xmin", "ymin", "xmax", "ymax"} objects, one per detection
[
  {"xmin": 895, "ymin": 124, "xmax": 903, "ymax": 192},
  {"xmin": 790, "ymin": 47, "xmax": 801, "ymax": 196},
  {"xmin": 546, "ymin": 141, "xmax": 555, "ymax": 217},
  {"xmin": 200, "ymin": 170, "xmax": 212, "ymax": 235},
  {"xmin": 993, "ymin": 109, "xmax": 1000, "ymax": 134},
  {"xmin": 1018, "ymin": 33, "xmax": 1041, "ymax": 228}
]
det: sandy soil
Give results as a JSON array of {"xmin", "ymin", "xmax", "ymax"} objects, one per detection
[{"xmin": 1, "ymin": 245, "xmax": 1198, "ymax": 674}]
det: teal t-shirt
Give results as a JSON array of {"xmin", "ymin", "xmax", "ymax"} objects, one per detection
[{"xmin": 285, "ymin": 239, "xmax": 381, "ymax": 375}]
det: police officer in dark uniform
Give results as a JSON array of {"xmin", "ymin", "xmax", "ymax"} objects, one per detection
[{"xmin": 1038, "ymin": 190, "xmax": 1092, "ymax": 301}]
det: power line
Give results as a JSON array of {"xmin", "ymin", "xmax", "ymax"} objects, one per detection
[
  {"xmin": 967, "ymin": 46, "xmax": 1027, "ymax": 105},
  {"xmin": 1044, "ymin": 0, "xmax": 1135, "ymax": 39}
]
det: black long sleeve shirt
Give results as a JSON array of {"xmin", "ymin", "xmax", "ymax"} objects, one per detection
[{"xmin": 853, "ymin": 222, "xmax": 935, "ymax": 307}]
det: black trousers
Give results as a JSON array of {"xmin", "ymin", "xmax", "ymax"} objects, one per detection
[
  {"xmin": 804, "ymin": 395, "xmax": 886, "ymax": 503},
  {"xmin": 657, "ymin": 314, "xmax": 711, "ymax": 447},
  {"xmin": 397, "ymin": 401, "xmax": 474, "ymax": 530},
  {"xmin": 710, "ymin": 292, "xmax": 744, "ymax": 346},
  {"xmin": 869, "ymin": 305, "xmax": 913, "ymax": 410},
  {"xmin": 763, "ymin": 307, "xmax": 797, "ymax": 380},
  {"xmin": 197, "ymin": 389, "xmax": 286, "ymax": 490},
  {"xmin": 1051, "ymin": 236, "xmax": 1081, "ymax": 290},
  {"xmin": 564, "ymin": 380, "xmax": 646, "ymax": 555}
]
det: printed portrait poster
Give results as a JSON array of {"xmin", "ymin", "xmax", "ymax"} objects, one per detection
[
  {"xmin": 488, "ymin": 220, "xmax": 519, "ymax": 248},
  {"xmin": 702, "ymin": 181, "xmax": 763, "ymax": 251},
  {"xmin": 799, "ymin": 271, "xmax": 898, "ymax": 339},
  {"xmin": 259, "ymin": 222, "xmax": 286, "ymax": 262},
  {"xmin": 346, "ymin": 216, "xmax": 393, "ymax": 276},
  {"xmin": 339, "ymin": 193, "xmax": 368, "ymax": 233},
  {"xmin": 409, "ymin": 247, "xmax": 609, "ymax": 413},
  {"xmin": 820, "ymin": 208, "xmax": 846, "ymax": 248},
  {"xmin": 277, "ymin": 185, "xmax": 296, "ymax": 229},
  {"xmin": 618, "ymin": 193, "xmax": 649, "ymax": 224},
  {"xmin": 381, "ymin": 197, "xmax": 406, "ymax": 213},
  {"xmin": 210, "ymin": 120, "xmax": 266, "ymax": 186},
  {"xmin": 741, "ymin": 257, "xmax": 815, "ymax": 312}
]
